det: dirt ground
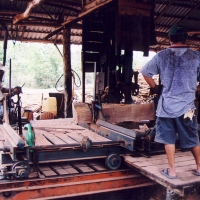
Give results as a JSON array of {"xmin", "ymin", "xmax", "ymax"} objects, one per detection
[{"xmin": 19, "ymin": 87, "xmax": 59, "ymax": 110}]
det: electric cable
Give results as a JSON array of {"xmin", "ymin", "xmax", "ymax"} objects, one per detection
[{"xmin": 55, "ymin": 69, "xmax": 81, "ymax": 92}]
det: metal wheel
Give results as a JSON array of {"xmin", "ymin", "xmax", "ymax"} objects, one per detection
[
  {"xmin": 11, "ymin": 161, "xmax": 31, "ymax": 178},
  {"xmin": 80, "ymin": 136, "xmax": 92, "ymax": 152},
  {"xmin": 105, "ymin": 154, "xmax": 122, "ymax": 170}
]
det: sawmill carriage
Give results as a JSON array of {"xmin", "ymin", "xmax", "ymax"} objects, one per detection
[
  {"xmin": 0, "ymin": 0, "xmax": 176, "ymax": 180},
  {"xmin": 1, "ymin": 0, "xmax": 200, "ymax": 199}
]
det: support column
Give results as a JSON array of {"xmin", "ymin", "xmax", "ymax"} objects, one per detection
[
  {"xmin": 63, "ymin": 27, "xmax": 73, "ymax": 118},
  {"xmin": 124, "ymin": 50, "xmax": 133, "ymax": 104},
  {"xmin": 82, "ymin": 20, "xmax": 86, "ymax": 103}
]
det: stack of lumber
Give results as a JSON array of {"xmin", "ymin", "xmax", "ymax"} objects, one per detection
[{"xmin": 73, "ymin": 102, "xmax": 155, "ymax": 125}]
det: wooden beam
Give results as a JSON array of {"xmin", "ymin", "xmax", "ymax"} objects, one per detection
[
  {"xmin": 13, "ymin": 0, "xmax": 45, "ymax": 24},
  {"xmin": 0, "ymin": 18, "xmax": 82, "ymax": 29},
  {"xmin": 45, "ymin": 0, "xmax": 113, "ymax": 40},
  {"xmin": 20, "ymin": 26, "xmax": 26, "ymax": 42},
  {"xmin": 15, "ymin": 0, "xmax": 82, "ymax": 7},
  {"xmin": 73, "ymin": 103, "xmax": 155, "ymax": 124},
  {"xmin": 63, "ymin": 27, "xmax": 73, "ymax": 118},
  {"xmin": 0, "ymin": 37, "xmax": 81, "ymax": 45},
  {"xmin": 44, "ymin": 2, "xmax": 81, "ymax": 13}
]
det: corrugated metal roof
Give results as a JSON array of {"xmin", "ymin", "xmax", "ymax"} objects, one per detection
[
  {"xmin": 153, "ymin": 0, "xmax": 200, "ymax": 51},
  {"xmin": 1, "ymin": 0, "xmax": 200, "ymax": 51},
  {"xmin": 0, "ymin": 0, "xmax": 82, "ymax": 44}
]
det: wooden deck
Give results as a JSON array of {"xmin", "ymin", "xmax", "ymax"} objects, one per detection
[
  {"xmin": 124, "ymin": 151, "xmax": 200, "ymax": 196},
  {"xmin": 30, "ymin": 118, "xmax": 111, "ymax": 147}
]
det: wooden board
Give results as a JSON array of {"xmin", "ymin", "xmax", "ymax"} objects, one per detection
[
  {"xmin": 67, "ymin": 129, "xmax": 111, "ymax": 142},
  {"xmin": 73, "ymin": 102, "xmax": 92, "ymax": 124},
  {"xmin": 124, "ymin": 151, "xmax": 200, "ymax": 190},
  {"xmin": 32, "ymin": 119, "xmax": 111, "ymax": 147},
  {"xmin": 73, "ymin": 102, "xmax": 155, "ymax": 124},
  {"xmin": 34, "ymin": 131, "xmax": 53, "ymax": 146},
  {"xmin": 102, "ymin": 103, "xmax": 155, "ymax": 124},
  {"xmin": 42, "ymin": 133, "xmax": 67, "ymax": 145},
  {"xmin": 71, "ymin": 162, "xmax": 95, "ymax": 173},
  {"xmin": 55, "ymin": 133, "xmax": 79, "ymax": 144}
]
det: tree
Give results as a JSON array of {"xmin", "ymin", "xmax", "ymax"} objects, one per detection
[{"xmin": 0, "ymin": 41, "xmax": 81, "ymax": 89}]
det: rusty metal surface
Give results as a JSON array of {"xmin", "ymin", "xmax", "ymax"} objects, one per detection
[{"xmin": 0, "ymin": 160, "xmax": 155, "ymax": 200}]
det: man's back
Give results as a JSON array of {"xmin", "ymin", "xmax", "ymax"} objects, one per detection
[{"xmin": 141, "ymin": 47, "xmax": 200, "ymax": 117}]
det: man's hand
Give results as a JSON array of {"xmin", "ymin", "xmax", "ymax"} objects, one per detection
[
  {"xmin": 150, "ymin": 84, "xmax": 163, "ymax": 95},
  {"xmin": 13, "ymin": 86, "xmax": 22, "ymax": 95}
]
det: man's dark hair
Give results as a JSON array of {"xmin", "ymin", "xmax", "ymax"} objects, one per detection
[{"xmin": 169, "ymin": 35, "xmax": 187, "ymax": 44}]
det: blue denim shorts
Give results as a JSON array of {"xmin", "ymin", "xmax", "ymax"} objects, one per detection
[{"xmin": 155, "ymin": 115, "xmax": 199, "ymax": 148}]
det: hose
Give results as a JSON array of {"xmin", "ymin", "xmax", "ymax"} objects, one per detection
[{"xmin": 55, "ymin": 69, "xmax": 81, "ymax": 92}]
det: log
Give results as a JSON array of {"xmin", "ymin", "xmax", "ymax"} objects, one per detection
[
  {"xmin": 73, "ymin": 102, "xmax": 155, "ymax": 124},
  {"xmin": 102, "ymin": 103, "xmax": 155, "ymax": 123},
  {"xmin": 73, "ymin": 102, "xmax": 92, "ymax": 124}
]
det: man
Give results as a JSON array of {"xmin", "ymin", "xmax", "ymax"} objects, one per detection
[
  {"xmin": 0, "ymin": 63, "xmax": 21, "ymax": 97},
  {"xmin": 0, "ymin": 63, "xmax": 22, "ymax": 122},
  {"xmin": 140, "ymin": 24, "xmax": 200, "ymax": 179}
]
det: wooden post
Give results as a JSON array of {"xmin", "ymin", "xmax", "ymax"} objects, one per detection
[
  {"xmin": 82, "ymin": 20, "xmax": 86, "ymax": 103},
  {"xmin": 63, "ymin": 26, "xmax": 73, "ymax": 118}
]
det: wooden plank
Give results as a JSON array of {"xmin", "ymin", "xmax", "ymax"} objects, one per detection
[
  {"xmin": 72, "ymin": 129, "xmax": 110, "ymax": 142},
  {"xmin": 45, "ymin": 0, "xmax": 113, "ymax": 40},
  {"xmin": 124, "ymin": 151, "xmax": 200, "ymax": 189},
  {"xmin": 32, "ymin": 123, "xmax": 84, "ymax": 130},
  {"xmin": 77, "ymin": 166, "xmax": 94, "ymax": 173},
  {"xmin": 42, "ymin": 170, "xmax": 57, "ymax": 177},
  {"xmin": 66, "ymin": 132, "xmax": 85, "ymax": 143},
  {"xmin": 141, "ymin": 164, "xmax": 200, "ymax": 187},
  {"xmin": 87, "ymin": 161, "xmax": 107, "ymax": 171},
  {"xmin": 55, "ymin": 133, "xmax": 79, "ymax": 144},
  {"xmin": 60, "ymin": 163, "xmax": 79, "ymax": 174},
  {"xmin": 73, "ymin": 102, "xmax": 92, "ymax": 124},
  {"xmin": 90, "ymin": 165, "xmax": 107, "ymax": 171},
  {"xmin": 43, "ymin": 133, "xmax": 67, "ymax": 145},
  {"xmin": 72, "ymin": 162, "xmax": 94, "ymax": 173},
  {"xmin": 35, "ymin": 131, "xmax": 53, "ymax": 146},
  {"xmin": 54, "ymin": 168, "xmax": 69, "ymax": 175},
  {"xmin": 3, "ymin": 123, "xmax": 25, "ymax": 149},
  {"xmin": 66, "ymin": 129, "xmax": 109, "ymax": 143},
  {"xmin": 102, "ymin": 103, "xmax": 155, "ymax": 123},
  {"xmin": 50, "ymin": 164, "xmax": 62, "ymax": 169},
  {"xmin": 124, "ymin": 151, "xmax": 192, "ymax": 163},
  {"xmin": 124, "ymin": 154, "xmax": 195, "ymax": 169},
  {"xmin": 31, "ymin": 118, "xmax": 75, "ymax": 126},
  {"xmin": 73, "ymin": 102, "xmax": 155, "ymax": 124},
  {"xmin": 129, "ymin": 156, "xmax": 195, "ymax": 169},
  {"xmin": 38, "ymin": 166, "xmax": 52, "ymax": 171}
]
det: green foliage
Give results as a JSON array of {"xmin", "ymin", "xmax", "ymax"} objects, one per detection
[{"xmin": 0, "ymin": 41, "xmax": 82, "ymax": 89}]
